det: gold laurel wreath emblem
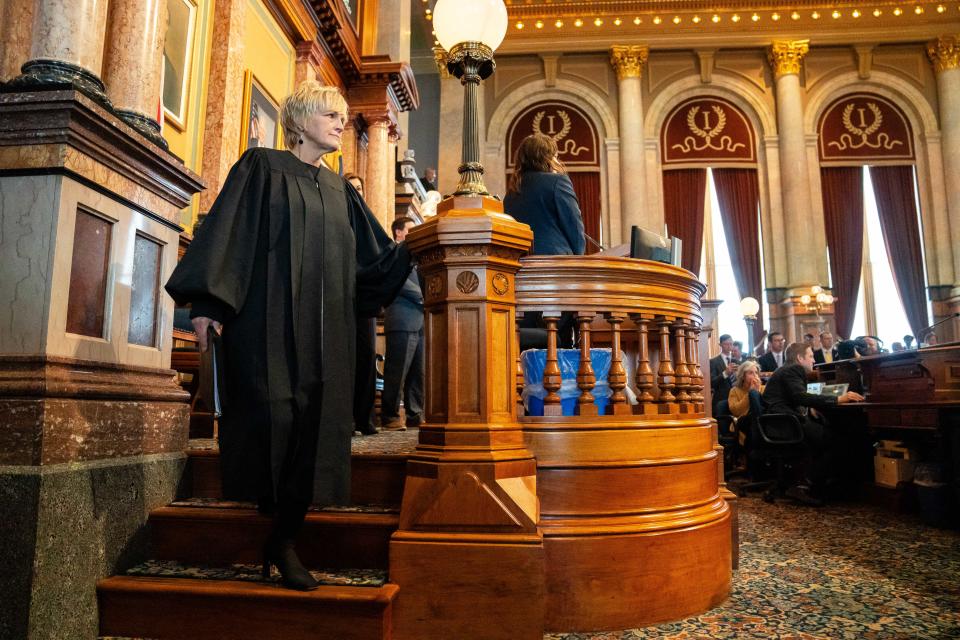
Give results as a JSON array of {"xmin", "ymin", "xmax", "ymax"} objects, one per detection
[
  {"xmin": 687, "ymin": 105, "xmax": 727, "ymax": 140},
  {"xmin": 532, "ymin": 110, "xmax": 573, "ymax": 141},
  {"xmin": 841, "ymin": 102, "xmax": 882, "ymax": 137}
]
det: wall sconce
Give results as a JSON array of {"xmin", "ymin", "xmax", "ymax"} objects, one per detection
[{"xmin": 799, "ymin": 286, "xmax": 834, "ymax": 317}]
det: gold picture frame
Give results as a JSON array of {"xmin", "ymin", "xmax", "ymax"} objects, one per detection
[
  {"xmin": 239, "ymin": 70, "xmax": 282, "ymax": 154},
  {"xmin": 161, "ymin": 0, "xmax": 198, "ymax": 132}
]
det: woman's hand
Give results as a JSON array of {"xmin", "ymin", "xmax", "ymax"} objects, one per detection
[
  {"xmin": 748, "ymin": 376, "xmax": 762, "ymax": 392},
  {"xmin": 191, "ymin": 316, "xmax": 223, "ymax": 352}
]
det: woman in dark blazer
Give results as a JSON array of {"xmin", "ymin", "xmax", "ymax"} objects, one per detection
[
  {"xmin": 504, "ymin": 134, "xmax": 585, "ymax": 349},
  {"xmin": 503, "ymin": 133, "xmax": 586, "ymax": 256}
]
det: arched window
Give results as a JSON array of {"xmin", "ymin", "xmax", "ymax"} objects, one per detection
[
  {"xmin": 817, "ymin": 93, "xmax": 929, "ymax": 344},
  {"xmin": 660, "ymin": 96, "xmax": 764, "ymax": 343}
]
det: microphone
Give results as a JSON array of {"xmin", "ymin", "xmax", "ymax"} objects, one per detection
[
  {"xmin": 583, "ymin": 232, "xmax": 604, "ymax": 252},
  {"xmin": 916, "ymin": 312, "xmax": 960, "ymax": 341}
]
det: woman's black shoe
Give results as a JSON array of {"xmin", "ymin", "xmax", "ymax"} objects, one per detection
[{"xmin": 262, "ymin": 538, "xmax": 320, "ymax": 591}]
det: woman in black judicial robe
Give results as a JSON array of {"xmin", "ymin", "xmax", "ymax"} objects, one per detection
[{"xmin": 165, "ymin": 82, "xmax": 410, "ymax": 590}]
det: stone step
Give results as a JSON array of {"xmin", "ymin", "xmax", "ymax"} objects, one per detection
[
  {"xmin": 150, "ymin": 500, "xmax": 399, "ymax": 569},
  {"xmin": 186, "ymin": 433, "xmax": 414, "ymax": 506},
  {"xmin": 98, "ymin": 563, "xmax": 397, "ymax": 640}
]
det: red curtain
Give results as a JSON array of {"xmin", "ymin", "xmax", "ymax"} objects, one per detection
[
  {"xmin": 712, "ymin": 168, "xmax": 764, "ymax": 331},
  {"xmin": 868, "ymin": 165, "xmax": 929, "ymax": 338},
  {"xmin": 662, "ymin": 168, "xmax": 707, "ymax": 274},
  {"xmin": 820, "ymin": 167, "xmax": 864, "ymax": 340},
  {"xmin": 568, "ymin": 172, "xmax": 602, "ymax": 254}
]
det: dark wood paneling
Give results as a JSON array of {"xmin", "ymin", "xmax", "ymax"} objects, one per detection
[{"xmin": 66, "ymin": 208, "xmax": 112, "ymax": 337}]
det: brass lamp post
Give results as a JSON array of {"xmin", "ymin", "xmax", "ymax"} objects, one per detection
[{"xmin": 433, "ymin": 0, "xmax": 508, "ymax": 196}]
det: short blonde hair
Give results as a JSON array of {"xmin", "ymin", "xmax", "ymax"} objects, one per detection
[
  {"xmin": 733, "ymin": 360, "xmax": 760, "ymax": 389},
  {"xmin": 279, "ymin": 81, "xmax": 348, "ymax": 150}
]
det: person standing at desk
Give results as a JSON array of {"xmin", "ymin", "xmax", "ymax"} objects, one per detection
[{"xmin": 762, "ymin": 342, "xmax": 865, "ymax": 505}]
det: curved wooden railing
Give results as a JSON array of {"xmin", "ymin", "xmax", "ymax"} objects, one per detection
[
  {"xmin": 512, "ymin": 254, "xmax": 730, "ymax": 632},
  {"xmin": 515, "ymin": 255, "xmax": 707, "ymax": 418}
]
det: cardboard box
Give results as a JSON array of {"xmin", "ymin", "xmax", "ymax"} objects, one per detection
[{"xmin": 874, "ymin": 441, "xmax": 916, "ymax": 488}]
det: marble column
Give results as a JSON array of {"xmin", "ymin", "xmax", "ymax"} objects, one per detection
[
  {"xmin": 768, "ymin": 40, "xmax": 819, "ymax": 287},
  {"xmin": 198, "ymin": 0, "xmax": 246, "ymax": 215},
  {"xmin": 388, "ymin": 129, "xmax": 400, "ymax": 222},
  {"xmin": 101, "ymin": 0, "xmax": 167, "ymax": 146},
  {"xmin": 294, "ymin": 39, "xmax": 322, "ymax": 86},
  {"xmin": 0, "ymin": 0, "xmax": 35, "ymax": 82},
  {"xmin": 927, "ymin": 35, "xmax": 960, "ymax": 285},
  {"xmin": 610, "ymin": 45, "xmax": 649, "ymax": 239},
  {"xmin": 366, "ymin": 118, "xmax": 392, "ymax": 229},
  {"xmin": 341, "ymin": 121, "xmax": 359, "ymax": 177},
  {"xmin": 6, "ymin": 0, "xmax": 111, "ymax": 104}
]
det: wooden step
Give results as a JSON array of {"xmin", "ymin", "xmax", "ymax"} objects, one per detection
[
  {"xmin": 186, "ymin": 439, "xmax": 411, "ymax": 506},
  {"xmin": 99, "ymin": 573, "xmax": 398, "ymax": 640},
  {"xmin": 150, "ymin": 501, "xmax": 398, "ymax": 569}
]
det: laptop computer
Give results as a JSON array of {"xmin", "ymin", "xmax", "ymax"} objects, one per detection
[{"xmin": 806, "ymin": 382, "xmax": 848, "ymax": 397}]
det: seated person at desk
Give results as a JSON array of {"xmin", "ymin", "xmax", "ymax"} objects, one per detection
[{"xmin": 762, "ymin": 342, "xmax": 865, "ymax": 505}]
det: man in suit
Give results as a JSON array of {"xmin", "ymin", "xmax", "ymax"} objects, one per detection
[
  {"xmin": 380, "ymin": 217, "xmax": 425, "ymax": 431},
  {"xmin": 758, "ymin": 332, "xmax": 786, "ymax": 372},
  {"xmin": 709, "ymin": 334, "xmax": 738, "ymax": 415},
  {"xmin": 813, "ymin": 331, "xmax": 837, "ymax": 364},
  {"xmin": 762, "ymin": 342, "xmax": 864, "ymax": 505}
]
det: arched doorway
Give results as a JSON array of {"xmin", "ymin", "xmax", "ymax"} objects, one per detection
[{"xmin": 505, "ymin": 100, "xmax": 602, "ymax": 252}]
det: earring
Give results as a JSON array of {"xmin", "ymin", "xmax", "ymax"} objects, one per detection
[{"xmin": 298, "ymin": 137, "xmax": 304, "ymax": 145}]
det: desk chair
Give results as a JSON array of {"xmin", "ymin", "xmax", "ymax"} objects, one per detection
[{"xmin": 742, "ymin": 413, "xmax": 806, "ymax": 503}]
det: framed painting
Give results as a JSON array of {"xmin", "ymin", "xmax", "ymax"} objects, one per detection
[
  {"xmin": 161, "ymin": 0, "xmax": 197, "ymax": 130},
  {"xmin": 239, "ymin": 71, "xmax": 281, "ymax": 153}
]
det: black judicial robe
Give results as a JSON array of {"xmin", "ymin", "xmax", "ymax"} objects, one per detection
[{"xmin": 166, "ymin": 148, "xmax": 410, "ymax": 507}]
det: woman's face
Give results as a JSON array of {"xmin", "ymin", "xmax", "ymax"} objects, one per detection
[
  {"xmin": 347, "ymin": 177, "xmax": 363, "ymax": 196},
  {"xmin": 302, "ymin": 109, "xmax": 346, "ymax": 154},
  {"xmin": 744, "ymin": 368, "xmax": 760, "ymax": 388}
]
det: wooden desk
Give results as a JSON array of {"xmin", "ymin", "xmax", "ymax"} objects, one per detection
[{"xmin": 817, "ymin": 343, "xmax": 960, "ymax": 489}]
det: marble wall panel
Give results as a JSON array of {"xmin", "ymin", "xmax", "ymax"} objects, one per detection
[
  {"xmin": 0, "ymin": 175, "xmax": 59, "ymax": 354},
  {"xmin": 0, "ymin": 175, "xmax": 178, "ymax": 368}
]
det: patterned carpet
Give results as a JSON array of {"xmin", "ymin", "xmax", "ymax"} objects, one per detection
[
  {"xmin": 546, "ymin": 496, "xmax": 960, "ymax": 640},
  {"xmin": 124, "ymin": 560, "xmax": 387, "ymax": 587}
]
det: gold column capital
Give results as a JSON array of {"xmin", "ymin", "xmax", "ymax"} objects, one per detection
[
  {"xmin": 767, "ymin": 40, "xmax": 810, "ymax": 78},
  {"xmin": 610, "ymin": 45, "xmax": 650, "ymax": 81},
  {"xmin": 927, "ymin": 35, "xmax": 960, "ymax": 74},
  {"xmin": 433, "ymin": 45, "xmax": 452, "ymax": 79}
]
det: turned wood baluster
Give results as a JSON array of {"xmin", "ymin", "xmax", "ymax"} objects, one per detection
[
  {"xmin": 657, "ymin": 317, "xmax": 676, "ymax": 403},
  {"xmin": 515, "ymin": 310, "xmax": 525, "ymax": 416},
  {"xmin": 542, "ymin": 314, "xmax": 563, "ymax": 416},
  {"xmin": 606, "ymin": 313, "xmax": 630, "ymax": 415},
  {"xmin": 686, "ymin": 325, "xmax": 705, "ymax": 405},
  {"xmin": 575, "ymin": 312, "xmax": 598, "ymax": 416},
  {"xmin": 673, "ymin": 322, "xmax": 691, "ymax": 404},
  {"xmin": 633, "ymin": 315, "xmax": 655, "ymax": 403}
]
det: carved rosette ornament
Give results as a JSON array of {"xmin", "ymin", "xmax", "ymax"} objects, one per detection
[
  {"xmin": 767, "ymin": 40, "xmax": 810, "ymax": 79},
  {"xmin": 491, "ymin": 273, "xmax": 510, "ymax": 296},
  {"xmin": 927, "ymin": 35, "xmax": 960, "ymax": 74},
  {"xmin": 609, "ymin": 45, "xmax": 650, "ymax": 81}
]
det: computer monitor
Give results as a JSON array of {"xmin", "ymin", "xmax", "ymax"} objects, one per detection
[{"xmin": 630, "ymin": 226, "xmax": 681, "ymax": 266}]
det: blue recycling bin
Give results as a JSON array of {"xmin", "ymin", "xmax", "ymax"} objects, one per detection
[{"xmin": 521, "ymin": 348, "xmax": 613, "ymax": 416}]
